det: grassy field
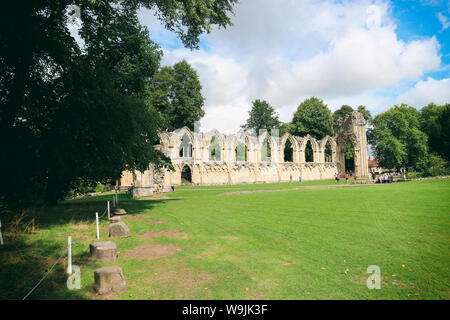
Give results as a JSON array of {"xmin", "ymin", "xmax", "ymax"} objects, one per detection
[{"xmin": 0, "ymin": 178, "xmax": 449, "ymax": 300}]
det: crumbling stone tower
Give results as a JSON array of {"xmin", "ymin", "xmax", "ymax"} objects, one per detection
[{"xmin": 335, "ymin": 111, "xmax": 369, "ymax": 177}]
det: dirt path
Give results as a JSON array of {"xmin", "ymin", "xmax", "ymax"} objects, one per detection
[{"xmin": 217, "ymin": 183, "xmax": 379, "ymax": 196}]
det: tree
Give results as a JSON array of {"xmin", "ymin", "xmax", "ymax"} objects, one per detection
[
  {"xmin": 290, "ymin": 97, "xmax": 334, "ymax": 140},
  {"xmin": 420, "ymin": 103, "xmax": 450, "ymax": 161},
  {"xmin": 333, "ymin": 105, "xmax": 354, "ymax": 123},
  {"xmin": 357, "ymin": 105, "xmax": 372, "ymax": 123},
  {"xmin": 371, "ymin": 105, "xmax": 428, "ymax": 170},
  {"xmin": 150, "ymin": 60, "xmax": 205, "ymax": 131},
  {"xmin": 241, "ymin": 100, "xmax": 281, "ymax": 135},
  {"xmin": 0, "ymin": 0, "xmax": 237, "ymax": 208}
]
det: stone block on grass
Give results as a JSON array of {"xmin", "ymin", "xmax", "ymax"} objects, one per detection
[
  {"xmin": 109, "ymin": 221, "xmax": 131, "ymax": 238},
  {"xmin": 89, "ymin": 241, "xmax": 118, "ymax": 261},
  {"xmin": 93, "ymin": 266, "xmax": 126, "ymax": 295},
  {"xmin": 114, "ymin": 208, "xmax": 127, "ymax": 216},
  {"xmin": 110, "ymin": 216, "xmax": 121, "ymax": 223}
]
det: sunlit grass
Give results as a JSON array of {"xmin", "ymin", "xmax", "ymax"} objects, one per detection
[{"xmin": 1, "ymin": 179, "xmax": 448, "ymax": 299}]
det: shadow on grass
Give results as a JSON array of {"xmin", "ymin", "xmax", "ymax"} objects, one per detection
[
  {"xmin": 1, "ymin": 193, "xmax": 181, "ymax": 229},
  {"xmin": 0, "ymin": 193, "xmax": 182, "ymax": 300},
  {"xmin": 0, "ymin": 236, "xmax": 89, "ymax": 300}
]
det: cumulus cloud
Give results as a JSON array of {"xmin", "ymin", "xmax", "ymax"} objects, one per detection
[
  {"xmin": 396, "ymin": 77, "xmax": 450, "ymax": 107},
  {"xmin": 139, "ymin": 0, "xmax": 444, "ymax": 132}
]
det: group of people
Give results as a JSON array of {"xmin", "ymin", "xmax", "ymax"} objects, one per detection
[{"xmin": 335, "ymin": 170, "xmax": 357, "ymax": 183}]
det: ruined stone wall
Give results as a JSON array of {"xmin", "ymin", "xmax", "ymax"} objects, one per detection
[{"xmin": 125, "ymin": 111, "xmax": 368, "ymax": 197}]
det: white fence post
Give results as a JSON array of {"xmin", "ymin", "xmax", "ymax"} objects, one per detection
[
  {"xmin": 0, "ymin": 219, "xmax": 4, "ymax": 245},
  {"xmin": 95, "ymin": 212, "xmax": 100, "ymax": 239},
  {"xmin": 67, "ymin": 236, "xmax": 72, "ymax": 274},
  {"xmin": 107, "ymin": 201, "xmax": 110, "ymax": 220}
]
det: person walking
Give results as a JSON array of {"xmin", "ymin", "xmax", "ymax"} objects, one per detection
[
  {"xmin": 337, "ymin": 173, "xmax": 340, "ymax": 183},
  {"xmin": 345, "ymin": 172, "xmax": 349, "ymax": 183},
  {"xmin": 354, "ymin": 173, "xmax": 357, "ymax": 181}
]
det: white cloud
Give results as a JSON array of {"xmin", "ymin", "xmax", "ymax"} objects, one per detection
[
  {"xmin": 139, "ymin": 0, "xmax": 444, "ymax": 133},
  {"xmin": 396, "ymin": 77, "xmax": 450, "ymax": 107},
  {"xmin": 437, "ymin": 12, "xmax": 450, "ymax": 30}
]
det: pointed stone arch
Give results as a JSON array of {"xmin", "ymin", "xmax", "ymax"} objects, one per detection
[
  {"xmin": 280, "ymin": 133, "xmax": 299, "ymax": 163},
  {"xmin": 257, "ymin": 131, "xmax": 274, "ymax": 163},
  {"xmin": 181, "ymin": 164, "xmax": 192, "ymax": 184},
  {"xmin": 170, "ymin": 127, "xmax": 195, "ymax": 160},
  {"xmin": 319, "ymin": 136, "xmax": 337, "ymax": 163},
  {"xmin": 204, "ymin": 129, "xmax": 225, "ymax": 162},
  {"xmin": 298, "ymin": 135, "xmax": 319, "ymax": 163}
]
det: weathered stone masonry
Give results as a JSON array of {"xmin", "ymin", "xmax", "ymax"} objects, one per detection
[{"xmin": 122, "ymin": 111, "xmax": 369, "ymax": 197}]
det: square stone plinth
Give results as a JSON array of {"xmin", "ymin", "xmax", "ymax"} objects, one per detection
[
  {"xmin": 93, "ymin": 266, "xmax": 126, "ymax": 295},
  {"xmin": 89, "ymin": 241, "xmax": 118, "ymax": 261},
  {"xmin": 109, "ymin": 221, "xmax": 131, "ymax": 238}
]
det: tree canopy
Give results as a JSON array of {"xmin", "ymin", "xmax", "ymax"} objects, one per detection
[
  {"xmin": 370, "ymin": 105, "xmax": 428, "ymax": 170},
  {"xmin": 420, "ymin": 103, "xmax": 450, "ymax": 161},
  {"xmin": 332, "ymin": 105, "xmax": 354, "ymax": 123},
  {"xmin": 357, "ymin": 105, "xmax": 372, "ymax": 123},
  {"xmin": 290, "ymin": 97, "xmax": 334, "ymax": 140},
  {"xmin": 333, "ymin": 105, "xmax": 372, "ymax": 124},
  {"xmin": 241, "ymin": 99, "xmax": 281, "ymax": 135},
  {"xmin": 150, "ymin": 60, "xmax": 205, "ymax": 131},
  {"xmin": 0, "ymin": 0, "xmax": 237, "ymax": 208}
]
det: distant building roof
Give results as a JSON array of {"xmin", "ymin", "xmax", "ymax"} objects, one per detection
[{"xmin": 368, "ymin": 156, "xmax": 379, "ymax": 168}]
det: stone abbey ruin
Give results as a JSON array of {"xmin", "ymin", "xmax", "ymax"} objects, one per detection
[{"xmin": 121, "ymin": 111, "xmax": 369, "ymax": 197}]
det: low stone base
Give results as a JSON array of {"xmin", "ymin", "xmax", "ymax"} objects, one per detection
[
  {"xmin": 109, "ymin": 221, "xmax": 131, "ymax": 238},
  {"xmin": 132, "ymin": 186, "xmax": 154, "ymax": 198},
  {"xmin": 114, "ymin": 208, "xmax": 127, "ymax": 216},
  {"xmin": 93, "ymin": 266, "xmax": 126, "ymax": 295},
  {"xmin": 90, "ymin": 241, "xmax": 118, "ymax": 261},
  {"xmin": 110, "ymin": 216, "xmax": 121, "ymax": 223}
]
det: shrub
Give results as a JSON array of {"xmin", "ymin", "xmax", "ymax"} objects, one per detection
[
  {"xmin": 94, "ymin": 183, "xmax": 105, "ymax": 193},
  {"xmin": 417, "ymin": 153, "xmax": 449, "ymax": 177}
]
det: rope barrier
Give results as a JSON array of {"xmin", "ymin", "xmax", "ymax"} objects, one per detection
[
  {"xmin": 22, "ymin": 250, "xmax": 66, "ymax": 300},
  {"xmin": 98, "ymin": 205, "xmax": 108, "ymax": 219},
  {"xmin": 22, "ymin": 196, "xmax": 119, "ymax": 299}
]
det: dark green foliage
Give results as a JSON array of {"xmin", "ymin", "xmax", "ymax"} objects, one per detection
[
  {"xmin": 333, "ymin": 105, "xmax": 354, "ymax": 123},
  {"xmin": 241, "ymin": 100, "xmax": 281, "ymax": 135},
  {"xmin": 417, "ymin": 153, "xmax": 449, "ymax": 177},
  {"xmin": 370, "ymin": 105, "xmax": 428, "ymax": 170},
  {"xmin": 420, "ymin": 103, "xmax": 450, "ymax": 161},
  {"xmin": 290, "ymin": 97, "xmax": 334, "ymax": 140},
  {"xmin": 305, "ymin": 141, "xmax": 313, "ymax": 162},
  {"xmin": 181, "ymin": 165, "xmax": 192, "ymax": 183},
  {"xmin": 324, "ymin": 141, "xmax": 332, "ymax": 162},
  {"xmin": 150, "ymin": 60, "xmax": 205, "ymax": 131},
  {"xmin": 283, "ymin": 140, "xmax": 293, "ymax": 162},
  {"xmin": 0, "ymin": 0, "xmax": 236, "ymax": 208},
  {"xmin": 357, "ymin": 105, "xmax": 372, "ymax": 123}
]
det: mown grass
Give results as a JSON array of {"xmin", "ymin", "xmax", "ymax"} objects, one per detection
[{"xmin": 0, "ymin": 179, "xmax": 449, "ymax": 300}]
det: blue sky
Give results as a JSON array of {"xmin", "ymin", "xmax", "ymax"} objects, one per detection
[
  {"xmin": 138, "ymin": 0, "xmax": 450, "ymax": 133},
  {"xmin": 392, "ymin": 0, "xmax": 449, "ymax": 76}
]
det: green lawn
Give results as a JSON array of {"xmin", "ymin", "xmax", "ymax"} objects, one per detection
[{"xmin": 1, "ymin": 178, "xmax": 449, "ymax": 300}]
